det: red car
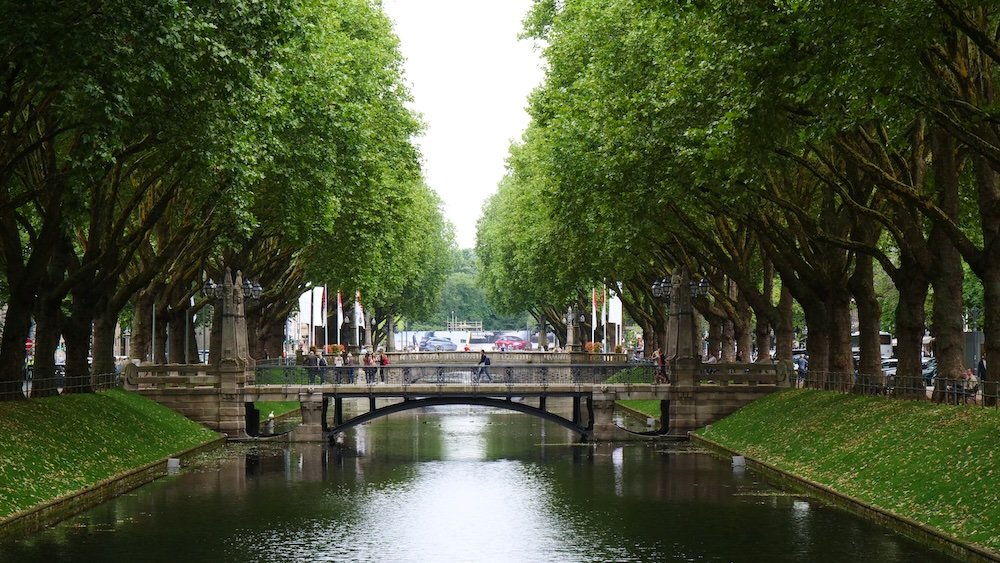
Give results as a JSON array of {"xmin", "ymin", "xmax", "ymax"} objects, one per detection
[{"xmin": 494, "ymin": 335, "xmax": 528, "ymax": 350}]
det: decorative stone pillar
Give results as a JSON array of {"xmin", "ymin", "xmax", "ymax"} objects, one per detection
[
  {"xmin": 364, "ymin": 312, "xmax": 373, "ymax": 352},
  {"xmin": 348, "ymin": 308, "xmax": 360, "ymax": 353},
  {"xmin": 215, "ymin": 268, "xmax": 253, "ymax": 438},
  {"xmin": 291, "ymin": 392, "xmax": 325, "ymax": 442},
  {"xmin": 385, "ymin": 309, "xmax": 396, "ymax": 352},
  {"xmin": 590, "ymin": 398, "xmax": 618, "ymax": 441},
  {"xmin": 566, "ymin": 307, "xmax": 582, "ymax": 352}
]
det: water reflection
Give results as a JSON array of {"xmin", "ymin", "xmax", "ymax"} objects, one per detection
[{"xmin": 0, "ymin": 403, "xmax": 959, "ymax": 563}]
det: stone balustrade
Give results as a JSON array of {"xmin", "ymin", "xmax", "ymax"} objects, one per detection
[
  {"xmin": 385, "ymin": 351, "xmax": 628, "ymax": 365},
  {"xmin": 695, "ymin": 361, "xmax": 789, "ymax": 386}
]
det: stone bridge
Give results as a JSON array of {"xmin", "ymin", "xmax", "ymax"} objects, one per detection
[{"xmin": 124, "ymin": 357, "xmax": 790, "ymax": 442}]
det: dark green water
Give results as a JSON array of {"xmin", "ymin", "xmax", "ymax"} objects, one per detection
[{"xmin": 1, "ymin": 404, "xmax": 957, "ymax": 562}]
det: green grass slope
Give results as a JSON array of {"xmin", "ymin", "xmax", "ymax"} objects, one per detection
[
  {"xmin": 700, "ymin": 389, "xmax": 1000, "ymax": 551},
  {"xmin": 0, "ymin": 389, "xmax": 219, "ymax": 519}
]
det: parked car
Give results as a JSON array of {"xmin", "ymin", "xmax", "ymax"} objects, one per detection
[
  {"xmin": 420, "ymin": 337, "xmax": 457, "ymax": 352},
  {"xmin": 494, "ymin": 335, "xmax": 528, "ymax": 350},
  {"xmin": 881, "ymin": 358, "xmax": 898, "ymax": 376},
  {"xmin": 920, "ymin": 357, "xmax": 938, "ymax": 386}
]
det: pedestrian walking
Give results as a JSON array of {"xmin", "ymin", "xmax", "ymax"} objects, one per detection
[
  {"xmin": 304, "ymin": 347, "xmax": 325, "ymax": 384},
  {"xmin": 476, "ymin": 351, "xmax": 492, "ymax": 383},
  {"xmin": 652, "ymin": 348, "xmax": 668, "ymax": 384},
  {"xmin": 333, "ymin": 353, "xmax": 344, "ymax": 383},
  {"xmin": 363, "ymin": 351, "xmax": 376, "ymax": 384},
  {"xmin": 344, "ymin": 352, "xmax": 356, "ymax": 384},
  {"xmin": 377, "ymin": 349, "xmax": 390, "ymax": 383}
]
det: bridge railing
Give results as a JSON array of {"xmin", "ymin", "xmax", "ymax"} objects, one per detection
[
  {"xmin": 252, "ymin": 363, "xmax": 653, "ymax": 386},
  {"xmin": 133, "ymin": 364, "xmax": 221, "ymax": 389},
  {"xmin": 4, "ymin": 371, "xmax": 121, "ymax": 399},
  {"xmin": 696, "ymin": 362, "xmax": 785, "ymax": 386},
  {"xmin": 386, "ymin": 351, "xmax": 629, "ymax": 364}
]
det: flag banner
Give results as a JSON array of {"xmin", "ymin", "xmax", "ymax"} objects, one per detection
[
  {"xmin": 591, "ymin": 288, "xmax": 598, "ymax": 327},
  {"xmin": 608, "ymin": 292, "xmax": 624, "ymax": 325},
  {"xmin": 355, "ymin": 290, "xmax": 365, "ymax": 328},
  {"xmin": 601, "ymin": 285, "xmax": 607, "ymax": 322},
  {"xmin": 314, "ymin": 287, "xmax": 326, "ymax": 326},
  {"xmin": 321, "ymin": 286, "xmax": 328, "ymax": 325},
  {"xmin": 337, "ymin": 292, "xmax": 344, "ymax": 329}
]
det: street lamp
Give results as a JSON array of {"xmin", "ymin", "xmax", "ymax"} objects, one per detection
[
  {"xmin": 202, "ymin": 278, "xmax": 224, "ymax": 300},
  {"xmin": 689, "ymin": 278, "xmax": 709, "ymax": 298},
  {"xmin": 243, "ymin": 278, "xmax": 263, "ymax": 300},
  {"xmin": 651, "ymin": 277, "xmax": 672, "ymax": 302},
  {"xmin": 652, "ymin": 272, "xmax": 709, "ymax": 362}
]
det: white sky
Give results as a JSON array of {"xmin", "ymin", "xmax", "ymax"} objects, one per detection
[{"xmin": 381, "ymin": 0, "xmax": 545, "ymax": 249}]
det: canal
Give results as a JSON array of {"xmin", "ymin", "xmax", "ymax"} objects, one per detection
[{"xmin": 1, "ymin": 402, "xmax": 957, "ymax": 562}]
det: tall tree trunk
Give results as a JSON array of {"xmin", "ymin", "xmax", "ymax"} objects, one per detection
[
  {"xmin": 92, "ymin": 309, "xmax": 117, "ymax": 377},
  {"xmin": 801, "ymin": 297, "xmax": 829, "ymax": 387},
  {"xmin": 849, "ymin": 250, "xmax": 883, "ymax": 394},
  {"xmin": 261, "ymin": 317, "xmax": 284, "ymax": 359},
  {"xmin": 152, "ymin": 301, "xmax": 169, "ymax": 363},
  {"xmin": 721, "ymin": 318, "xmax": 736, "ymax": 362},
  {"xmin": 755, "ymin": 260, "xmax": 775, "ymax": 362},
  {"xmin": 970, "ymin": 149, "xmax": 1000, "ymax": 405},
  {"xmin": 827, "ymin": 287, "xmax": 855, "ymax": 391},
  {"xmin": 63, "ymin": 289, "xmax": 96, "ymax": 394},
  {"xmin": 894, "ymin": 267, "xmax": 930, "ymax": 398},
  {"xmin": 132, "ymin": 293, "xmax": 152, "ymax": 362},
  {"xmin": 168, "ymin": 306, "xmax": 187, "ymax": 363},
  {"xmin": 774, "ymin": 286, "xmax": 794, "ymax": 362},
  {"xmin": 0, "ymin": 180, "xmax": 64, "ymax": 399},
  {"xmin": 31, "ymin": 289, "xmax": 63, "ymax": 397},
  {"xmin": 706, "ymin": 315, "xmax": 723, "ymax": 361},
  {"xmin": 928, "ymin": 129, "xmax": 965, "ymax": 394},
  {"xmin": 0, "ymin": 285, "xmax": 34, "ymax": 399}
]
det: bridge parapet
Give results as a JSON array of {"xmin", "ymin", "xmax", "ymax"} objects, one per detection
[
  {"xmin": 125, "ymin": 362, "xmax": 251, "ymax": 437},
  {"xmin": 131, "ymin": 364, "xmax": 222, "ymax": 389},
  {"xmin": 695, "ymin": 362, "xmax": 789, "ymax": 387},
  {"xmin": 386, "ymin": 351, "xmax": 628, "ymax": 364},
  {"xmin": 252, "ymin": 362, "xmax": 646, "ymax": 386}
]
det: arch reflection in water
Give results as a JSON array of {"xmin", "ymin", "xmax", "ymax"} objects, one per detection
[{"xmin": 236, "ymin": 405, "xmax": 610, "ymax": 562}]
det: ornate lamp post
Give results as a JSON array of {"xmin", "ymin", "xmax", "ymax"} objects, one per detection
[
  {"xmin": 651, "ymin": 268, "xmax": 708, "ymax": 384},
  {"xmin": 200, "ymin": 270, "xmax": 263, "ymax": 366}
]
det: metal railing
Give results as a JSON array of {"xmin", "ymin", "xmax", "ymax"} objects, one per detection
[
  {"xmin": 4, "ymin": 370, "xmax": 122, "ymax": 399},
  {"xmin": 796, "ymin": 370, "xmax": 999, "ymax": 406},
  {"xmin": 252, "ymin": 363, "xmax": 653, "ymax": 386}
]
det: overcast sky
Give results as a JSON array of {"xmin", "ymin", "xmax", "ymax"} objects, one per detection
[{"xmin": 381, "ymin": 0, "xmax": 545, "ymax": 249}]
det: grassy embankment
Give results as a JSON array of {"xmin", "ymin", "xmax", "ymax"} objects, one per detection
[
  {"xmin": 699, "ymin": 389, "xmax": 1000, "ymax": 553},
  {"xmin": 607, "ymin": 366, "xmax": 662, "ymax": 420},
  {"xmin": 255, "ymin": 401, "xmax": 301, "ymax": 422},
  {"xmin": 0, "ymin": 389, "xmax": 219, "ymax": 520}
]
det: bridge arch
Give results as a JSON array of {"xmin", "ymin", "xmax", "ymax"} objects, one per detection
[{"xmin": 325, "ymin": 396, "xmax": 592, "ymax": 439}]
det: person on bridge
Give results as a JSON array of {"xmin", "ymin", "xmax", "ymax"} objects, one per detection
[
  {"xmin": 363, "ymin": 351, "xmax": 376, "ymax": 384},
  {"xmin": 377, "ymin": 349, "xmax": 389, "ymax": 383},
  {"xmin": 476, "ymin": 351, "xmax": 492, "ymax": 383},
  {"xmin": 652, "ymin": 348, "xmax": 669, "ymax": 384},
  {"xmin": 304, "ymin": 347, "xmax": 326, "ymax": 384}
]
